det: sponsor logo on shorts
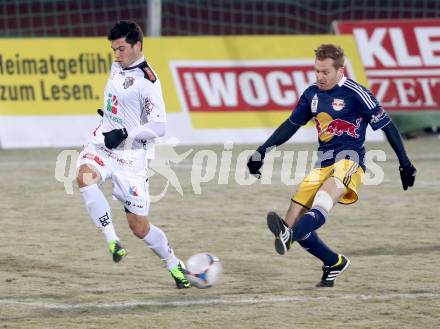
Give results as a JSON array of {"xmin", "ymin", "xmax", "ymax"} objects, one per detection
[
  {"xmin": 82, "ymin": 153, "xmax": 104, "ymax": 166},
  {"xmin": 129, "ymin": 186, "xmax": 139, "ymax": 197},
  {"xmin": 98, "ymin": 146, "xmax": 134, "ymax": 167},
  {"xmin": 116, "ymin": 157, "xmax": 134, "ymax": 166},
  {"xmin": 125, "ymin": 200, "xmax": 144, "ymax": 209}
]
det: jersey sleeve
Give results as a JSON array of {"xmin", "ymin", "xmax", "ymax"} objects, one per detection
[
  {"xmin": 288, "ymin": 91, "xmax": 313, "ymax": 126},
  {"xmin": 351, "ymin": 83, "xmax": 391, "ymax": 130},
  {"xmin": 139, "ymin": 80, "xmax": 167, "ymax": 123}
]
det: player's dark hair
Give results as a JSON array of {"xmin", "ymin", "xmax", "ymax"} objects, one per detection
[
  {"xmin": 108, "ymin": 20, "xmax": 143, "ymax": 48},
  {"xmin": 314, "ymin": 44, "xmax": 345, "ymax": 69}
]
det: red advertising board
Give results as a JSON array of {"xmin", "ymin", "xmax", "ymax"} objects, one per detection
[
  {"xmin": 171, "ymin": 60, "xmax": 355, "ymax": 113},
  {"xmin": 334, "ymin": 19, "xmax": 440, "ymax": 111}
]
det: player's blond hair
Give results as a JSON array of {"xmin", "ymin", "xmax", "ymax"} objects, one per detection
[{"xmin": 314, "ymin": 44, "xmax": 345, "ymax": 69}]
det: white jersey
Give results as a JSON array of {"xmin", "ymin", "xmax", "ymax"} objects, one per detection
[{"xmin": 88, "ymin": 57, "xmax": 166, "ymax": 157}]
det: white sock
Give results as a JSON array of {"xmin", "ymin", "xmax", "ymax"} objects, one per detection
[
  {"xmin": 80, "ymin": 184, "xmax": 119, "ymax": 244},
  {"xmin": 143, "ymin": 224, "xmax": 179, "ymax": 270}
]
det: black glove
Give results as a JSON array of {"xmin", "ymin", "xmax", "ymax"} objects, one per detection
[
  {"xmin": 97, "ymin": 109, "xmax": 104, "ymax": 117},
  {"xmin": 247, "ymin": 151, "xmax": 264, "ymax": 179},
  {"xmin": 399, "ymin": 163, "xmax": 416, "ymax": 191},
  {"xmin": 103, "ymin": 128, "xmax": 128, "ymax": 149}
]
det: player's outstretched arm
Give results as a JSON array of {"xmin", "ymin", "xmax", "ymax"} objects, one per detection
[
  {"xmin": 381, "ymin": 121, "xmax": 416, "ymax": 190},
  {"xmin": 102, "ymin": 122, "xmax": 166, "ymax": 150},
  {"xmin": 132, "ymin": 121, "xmax": 166, "ymax": 140},
  {"xmin": 247, "ymin": 119, "xmax": 300, "ymax": 178}
]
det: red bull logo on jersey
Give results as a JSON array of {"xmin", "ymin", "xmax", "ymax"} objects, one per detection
[
  {"xmin": 331, "ymin": 98, "xmax": 345, "ymax": 111},
  {"xmin": 315, "ymin": 112, "xmax": 362, "ymax": 142},
  {"xmin": 327, "ymin": 118, "xmax": 361, "ymax": 138}
]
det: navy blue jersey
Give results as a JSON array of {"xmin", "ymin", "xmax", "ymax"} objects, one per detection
[{"xmin": 289, "ymin": 77, "xmax": 391, "ymax": 170}]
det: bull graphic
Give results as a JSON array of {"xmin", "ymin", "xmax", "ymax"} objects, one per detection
[
  {"xmin": 315, "ymin": 117, "xmax": 362, "ymax": 139},
  {"xmin": 327, "ymin": 118, "xmax": 362, "ymax": 138}
]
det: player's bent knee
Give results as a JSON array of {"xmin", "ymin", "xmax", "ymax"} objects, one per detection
[
  {"xmin": 312, "ymin": 190, "xmax": 334, "ymax": 213},
  {"xmin": 77, "ymin": 165, "xmax": 100, "ymax": 187}
]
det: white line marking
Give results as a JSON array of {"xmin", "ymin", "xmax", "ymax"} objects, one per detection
[{"xmin": 1, "ymin": 292, "xmax": 439, "ymax": 310}]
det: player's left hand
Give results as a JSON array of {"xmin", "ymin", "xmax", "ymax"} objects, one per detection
[
  {"xmin": 399, "ymin": 163, "xmax": 416, "ymax": 190},
  {"xmin": 103, "ymin": 128, "xmax": 128, "ymax": 149},
  {"xmin": 247, "ymin": 151, "xmax": 264, "ymax": 179}
]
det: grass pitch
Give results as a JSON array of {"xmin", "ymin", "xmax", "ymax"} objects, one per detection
[{"xmin": 0, "ymin": 137, "xmax": 439, "ymax": 329}]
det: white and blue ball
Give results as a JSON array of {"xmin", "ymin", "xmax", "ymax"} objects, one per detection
[{"xmin": 185, "ymin": 252, "xmax": 222, "ymax": 288}]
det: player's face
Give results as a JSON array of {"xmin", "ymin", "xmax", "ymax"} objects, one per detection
[
  {"xmin": 111, "ymin": 38, "xmax": 142, "ymax": 68},
  {"xmin": 315, "ymin": 58, "xmax": 344, "ymax": 90}
]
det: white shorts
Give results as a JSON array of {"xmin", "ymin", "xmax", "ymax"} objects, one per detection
[{"xmin": 77, "ymin": 143, "xmax": 150, "ymax": 216}]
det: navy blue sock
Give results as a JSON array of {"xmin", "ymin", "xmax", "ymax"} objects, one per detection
[
  {"xmin": 291, "ymin": 207, "xmax": 327, "ymax": 241},
  {"xmin": 298, "ymin": 231, "xmax": 339, "ymax": 266}
]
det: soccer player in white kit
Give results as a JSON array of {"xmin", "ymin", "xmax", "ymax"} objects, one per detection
[{"xmin": 76, "ymin": 21, "xmax": 190, "ymax": 289}]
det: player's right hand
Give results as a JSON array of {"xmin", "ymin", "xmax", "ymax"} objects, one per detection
[
  {"xmin": 103, "ymin": 128, "xmax": 128, "ymax": 149},
  {"xmin": 399, "ymin": 163, "xmax": 416, "ymax": 190},
  {"xmin": 247, "ymin": 151, "xmax": 264, "ymax": 179}
]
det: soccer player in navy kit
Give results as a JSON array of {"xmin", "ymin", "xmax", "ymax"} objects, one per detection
[{"xmin": 247, "ymin": 44, "xmax": 416, "ymax": 287}]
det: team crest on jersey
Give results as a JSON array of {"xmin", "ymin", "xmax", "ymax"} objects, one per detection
[
  {"xmin": 123, "ymin": 77, "xmax": 135, "ymax": 89},
  {"xmin": 311, "ymin": 94, "xmax": 318, "ymax": 113},
  {"xmin": 332, "ymin": 98, "xmax": 345, "ymax": 111}
]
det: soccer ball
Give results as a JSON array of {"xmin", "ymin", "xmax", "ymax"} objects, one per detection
[{"xmin": 185, "ymin": 252, "xmax": 222, "ymax": 288}]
